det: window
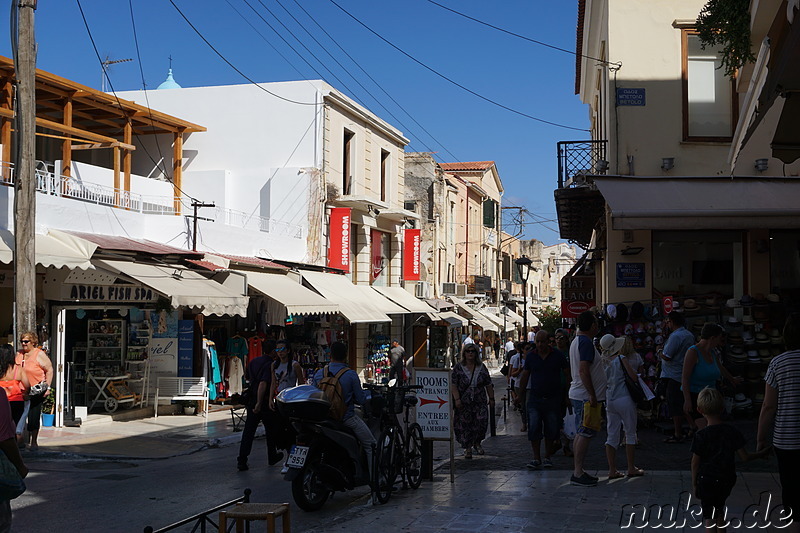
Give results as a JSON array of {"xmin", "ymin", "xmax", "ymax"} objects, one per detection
[
  {"xmin": 380, "ymin": 149, "xmax": 389, "ymax": 202},
  {"xmin": 404, "ymin": 201, "xmax": 416, "ymax": 212},
  {"xmin": 682, "ymin": 31, "xmax": 736, "ymax": 141},
  {"xmin": 482, "ymin": 199, "xmax": 496, "ymax": 228},
  {"xmin": 343, "ymin": 129, "xmax": 354, "ymax": 195}
]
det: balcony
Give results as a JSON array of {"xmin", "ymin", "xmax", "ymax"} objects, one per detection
[{"xmin": 554, "ymin": 141, "xmax": 608, "ymax": 249}]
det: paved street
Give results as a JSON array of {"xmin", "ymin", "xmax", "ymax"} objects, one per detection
[{"xmin": 11, "ymin": 369, "xmax": 789, "ymax": 532}]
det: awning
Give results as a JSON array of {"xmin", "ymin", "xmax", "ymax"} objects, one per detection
[
  {"xmin": 447, "ymin": 296, "xmax": 497, "ymax": 332},
  {"xmin": 471, "ymin": 315, "xmax": 497, "ymax": 332},
  {"xmin": 595, "ymin": 176, "xmax": 800, "ymax": 230},
  {"xmin": 362, "ymin": 286, "xmax": 409, "ymax": 315},
  {"xmin": 300, "ymin": 270, "xmax": 391, "ymax": 323},
  {"xmin": 94, "ymin": 259, "xmax": 249, "ymax": 317},
  {"xmin": 0, "ymin": 228, "xmax": 97, "ymax": 270},
  {"xmin": 437, "ymin": 311, "xmax": 466, "ymax": 327},
  {"xmin": 372, "ymin": 286, "xmax": 439, "ymax": 314},
  {"xmin": 502, "ymin": 308, "xmax": 524, "ymax": 326},
  {"xmin": 241, "ymin": 271, "xmax": 339, "ymax": 322},
  {"xmin": 482, "ymin": 311, "xmax": 516, "ymax": 333}
]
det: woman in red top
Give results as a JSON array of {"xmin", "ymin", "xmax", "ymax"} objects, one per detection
[
  {"xmin": 0, "ymin": 344, "xmax": 29, "ymax": 446},
  {"xmin": 18, "ymin": 331, "xmax": 53, "ymax": 451}
]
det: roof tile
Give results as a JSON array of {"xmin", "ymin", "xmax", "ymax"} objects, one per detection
[{"xmin": 439, "ymin": 161, "xmax": 495, "ymax": 172}]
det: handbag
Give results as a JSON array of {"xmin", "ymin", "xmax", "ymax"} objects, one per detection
[
  {"xmin": 619, "ymin": 356, "xmax": 647, "ymax": 403},
  {"xmin": 581, "ymin": 401, "xmax": 602, "ymax": 432},
  {"xmin": 0, "ymin": 452, "xmax": 25, "ymax": 500},
  {"xmin": 500, "ymin": 363, "xmax": 509, "ymax": 376}
]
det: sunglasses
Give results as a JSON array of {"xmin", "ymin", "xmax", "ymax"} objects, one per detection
[
  {"xmin": 20, "ymin": 340, "xmax": 30, "ymax": 344},
  {"xmin": 464, "ymin": 349, "xmax": 478, "ymax": 354},
  {"xmin": 276, "ymin": 346, "xmax": 287, "ymax": 351}
]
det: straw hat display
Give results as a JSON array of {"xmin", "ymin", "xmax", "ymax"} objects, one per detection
[
  {"xmin": 683, "ymin": 298, "xmax": 698, "ymax": 310},
  {"xmin": 755, "ymin": 332, "xmax": 770, "ymax": 345},
  {"xmin": 742, "ymin": 315, "xmax": 756, "ymax": 326}
]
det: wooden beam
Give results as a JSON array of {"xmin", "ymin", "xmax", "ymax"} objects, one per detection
[
  {"xmin": 173, "ymin": 129, "xmax": 183, "ymax": 214},
  {"xmin": 71, "ymin": 141, "xmax": 136, "ymax": 151},
  {"xmin": 61, "ymin": 96, "xmax": 72, "ymax": 180},
  {"xmin": 113, "ymin": 145, "xmax": 120, "ymax": 193},
  {"xmin": 123, "ymin": 120, "xmax": 132, "ymax": 197},
  {"xmin": 0, "ymin": 106, "xmax": 130, "ymax": 146}
]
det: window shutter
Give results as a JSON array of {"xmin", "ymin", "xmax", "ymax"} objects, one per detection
[{"xmin": 483, "ymin": 200, "xmax": 495, "ymax": 228}]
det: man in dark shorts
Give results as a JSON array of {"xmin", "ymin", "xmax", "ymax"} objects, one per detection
[{"xmin": 659, "ymin": 311, "xmax": 695, "ymax": 443}]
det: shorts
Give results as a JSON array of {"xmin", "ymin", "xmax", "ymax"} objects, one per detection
[
  {"xmin": 697, "ymin": 475, "xmax": 734, "ymax": 519},
  {"xmin": 665, "ymin": 379, "xmax": 684, "ymax": 418},
  {"xmin": 527, "ymin": 396, "xmax": 560, "ymax": 442},
  {"xmin": 571, "ymin": 398, "xmax": 598, "ymax": 438}
]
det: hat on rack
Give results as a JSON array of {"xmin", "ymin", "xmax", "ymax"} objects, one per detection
[
  {"xmin": 606, "ymin": 304, "xmax": 617, "ymax": 319},
  {"xmin": 729, "ymin": 345, "xmax": 744, "ymax": 355},
  {"xmin": 672, "ymin": 301, "xmax": 682, "ymax": 312},
  {"xmin": 742, "ymin": 315, "xmax": 756, "ymax": 326},
  {"xmin": 705, "ymin": 297, "xmax": 720, "ymax": 310},
  {"xmin": 767, "ymin": 293, "xmax": 780, "ymax": 303},
  {"xmin": 740, "ymin": 294, "xmax": 754, "ymax": 307},
  {"xmin": 756, "ymin": 332, "xmax": 770, "ymax": 345},
  {"xmin": 726, "ymin": 316, "xmax": 741, "ymax": 326},
  {"xmin": 683, "ymin": 298, "xmax": 698, "ymax": 310},
  {"xmin": 599, "ymin": 334, "xmax": 626, "ymax": 358},
  {"xmin": 742, "ymin": 331, "xmax": 755, "ymax": 343},
  {"xmin": 624, "ymin": 324, "xmax": 634, "ymax": 336},
  {"xmin": 726, "ymin": 298, "xmax": 742, "ymax": 309},
  {"xmin": 770, "ymin": 329, "xmax": 783, "ymax": 344}
]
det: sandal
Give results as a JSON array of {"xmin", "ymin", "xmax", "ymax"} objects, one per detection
[
  {"xmin": 608, "ymin": 471, "xmax": 624, "ymax": 480},
  {"xmin": 464, "ymin": 449, "xmax": 473, "ymax": 459},
  {"xmin": 663, "ymin": 435, "xmax": 683, "ymax": 444},
  {"xmin": 627, "ymin": 468, "xmax": 645, "ymax": 477},
  {"xmin": 474, "ymin": 444, "xmax": 485, "ymax": 455}
]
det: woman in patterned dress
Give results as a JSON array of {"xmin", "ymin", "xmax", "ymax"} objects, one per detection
[{"xmin": 452, "ymin": 344, "xmax": 495, "ymax": 458}]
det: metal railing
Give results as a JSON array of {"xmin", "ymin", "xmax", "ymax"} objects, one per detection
[
  {"xmin": 557, "ymin": 140, "xmax": 608, "ymax": 188},
  {"xmin": 1, "ymin": 161, "xmax": 304, "ymax": 238},
  {"xmin": 142, "ymin": 488, "xmax": 251, "ymax": 533}
]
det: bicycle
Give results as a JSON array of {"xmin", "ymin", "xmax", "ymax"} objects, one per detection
[{"xmin": 365, "ymin": 382, "xmax": 424, "ymax": 503}]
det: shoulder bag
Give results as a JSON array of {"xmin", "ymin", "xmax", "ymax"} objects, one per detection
[
  {"xmin": 619, "ymin": 355, "xmax": 646, "ymax": 403},
  {"xmin": 0, "ymin": 452, "xmax": 25, "ymax": 500}
]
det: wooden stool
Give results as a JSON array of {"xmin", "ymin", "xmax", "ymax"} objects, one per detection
[{"xmin": 218, "ymin": 502, "xmax": 290, "ymax": 533}]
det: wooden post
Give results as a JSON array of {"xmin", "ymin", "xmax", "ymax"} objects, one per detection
[
  {"xmin": 173, "ymin": 129, "xmax": 183, "ymax": 214},
  {"xmin": 13, "ymin": 0, "xmax": 38, "ymax": 337},
  {"xmin": 123, "ymin": 120, "xmax": 131, "ymax": 209},
  {"xmin": 61, "ymin": 95, "xmax": 73, "ymax": 192},
  {"xmin": 1, "ymin": 78, "xmax": 12, "ymax": 182},
  {"xmin": 113, "ymin": 145, "xmax": 120, "ymax": 206}
]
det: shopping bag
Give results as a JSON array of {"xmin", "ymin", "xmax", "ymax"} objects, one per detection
[
  {"xmin": 563, "ymin": 411, "xmax": 577, "ymax": 439},
  {"xmin": 581, "ymin": 401, "xmax": 602, "ymax": 432},
  {"xmin": 0, "ymin": 452, "xmax": 25, "ymax": 500},
  {"xmin": 639, "ymin": 376, "xmax": 655, "ymax": 401}
]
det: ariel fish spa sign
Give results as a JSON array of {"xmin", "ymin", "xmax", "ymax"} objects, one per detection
[{"xmin": 62, "ymin": 284, "xmax": 159, "ymax": 303}]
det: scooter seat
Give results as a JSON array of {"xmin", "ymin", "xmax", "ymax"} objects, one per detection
[{"xmin": 319, "ymin": 418, "xmax": 351, "ymax": 432}]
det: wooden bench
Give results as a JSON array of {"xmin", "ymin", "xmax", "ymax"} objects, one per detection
[{"xmin": 154, "ymin": 377, "xmax": 209, "ymax": 418}]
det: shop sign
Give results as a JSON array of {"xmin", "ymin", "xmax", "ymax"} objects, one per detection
[
  {"xmin": 371, "ymin": 229, "xmax": 387, "ymax": 282},
  {"xmin": 403, "ymin": 229, "xmax": 421, "ymax": 281},
  {"xmin": 561, "ymin": 275, "xmax": 595, "ymax": 319},
  {"xmin": 616, "ymin": 262, "xmax": 646, "ymax": 288},
  {"xmin": 149, "ymin": 337, "xmax": 178, "ymax": 376},
  {"xmin": 414, "ymin": 368, "xmax": 451, "ymax": 440},
  {"xmin": 663, "ymin": 296, "xmax": 674, "ymax": 314},
  {"xmin": 62, "ymin": 284, "xmax": 158, "ymax": 303},
  {"xmin": 177, "ymin": 320, "xmax": 194, "ymax": 377},
  {"xmin": 327, "ymin": 207, "xmax": 351, "ymax": 272}
]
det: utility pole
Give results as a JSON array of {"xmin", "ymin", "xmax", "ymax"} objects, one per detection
[
  {"xmin": 186, "ymin": 200, "xmax": 215, "ymax": 251},
  {"xmin": 13, "ymin": 0, "xmax": 37, "ymax": 339}
]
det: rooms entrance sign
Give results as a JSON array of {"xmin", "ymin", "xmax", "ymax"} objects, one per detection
[{"xmin": 414, "ymin": 368, "xmax": 451, "ymax": 439}]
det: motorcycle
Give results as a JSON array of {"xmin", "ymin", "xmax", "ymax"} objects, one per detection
[{"xmin": 276, "ymin": 385, "xmax": 388, "ymax": 511}]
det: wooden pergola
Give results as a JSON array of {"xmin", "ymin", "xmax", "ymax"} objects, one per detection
[{"xmin": 0, "ymin": 55, "xmax": 205, "ymax": 213}]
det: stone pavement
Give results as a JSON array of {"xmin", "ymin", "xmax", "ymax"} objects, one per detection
[{"xmin": 18, "ymin": 369, "xmax": 792, "ymax": 532}]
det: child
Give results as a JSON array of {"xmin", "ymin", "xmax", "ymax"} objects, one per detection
[{"xmin": 691, "ymin": 387, "xmax": 770, "ymax": 531}]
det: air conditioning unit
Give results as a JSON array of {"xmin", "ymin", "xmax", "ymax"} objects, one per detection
[
  {"xmin": 442, "ymin": 282, "xmax": 457, "ymax": 295},
  {"xmin": 455, "ymin": 284, "xmax": 467, "ymax": 297},
  {"xmin": 414, "ymin": 281, "xmax": 430, "ymax": 299}
]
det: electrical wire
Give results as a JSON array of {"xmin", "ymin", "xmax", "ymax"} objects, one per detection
[
  {"xmin": 425, "ymin": 0, "xmax": 621, "ymax": 69},
  {"xmin": 288, "ymin": 0, "xmax": 461, "ymax": 162},
  {"xmin": 167, "ymin": 0, "xmax": 318, "ymax": 106},
  {"xmin": 329, "ymin": 0, "xmax": 589, "ymax": 132}
]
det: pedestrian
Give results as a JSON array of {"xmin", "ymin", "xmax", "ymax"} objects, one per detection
[
  {"xmin": 757, "ymin": 312, "xmax": 800, "ymax": 529},
  {"xmin": 452, "ymin": 344, "xmax": 494, "ymax": 459},
  {"xmin": 600, "ymin": 334, "xmax": 644, "ymax": 479},
  {"xmin": 659, "ymin": 311, "xmax": 696, "ymax": 443},
  {"xmin": 237, "ymin": 339, "xmax": 283, "ymax": 471},
  {"xmin": 269, "ymin": 340, "xmax": 305, "ymax": 469},
  {"xmin": 518, "ymin": 330, "xmax": 570, "ymax": 469},
  {"xmin": 389, "ymin": 339, "xmax": 406, "ymax": 385},
  {"xmin": 555, "ymin": 329, "xmax": 574, "ymax": 456},
  {"xmin": 508, "ymin": 342, "xmax": 525, "ymax": 430},
  {"xmin": 17, "ymin": 332, "xmax": 52, "ymax": 451},
  {"xmin": 692, "ymin": 387, "xmax": 769, "ymax": 531},
  {"xmin": 0, "ymin": 384, "xmax": 28, "ymax": 532},
  {"xmin": 527, "ymin": 328, "xmax": 536, "ymax": 343},
  {"xmin": 568, "ymin": 310, "xmax": 605, "ymax": 487},
  {"xmin": 504, "ymin": 336, "xmax": 515, "ymax": 360},
  {"xmin": 0, "ymin": 345, "xmax": 29, "ymax": 449},
  {"xmin": 681, "ymin": 323, "xmax": 743, "ymax": 432}
]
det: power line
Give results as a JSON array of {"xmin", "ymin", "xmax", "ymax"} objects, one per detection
[
  {"xmin": 329, "ymin": 0, "xmax": 589, "ymax": 132},
  {"xmin": 167, "ymin": 0, "xmax": 318, "ymax": 106},
  {"xmin": 425, "ymin": 0, "xmax": 621, "ymax": 69},
  {"xmin": 288, "ymin": 0, "xmax": 461, "ymax": 162}
]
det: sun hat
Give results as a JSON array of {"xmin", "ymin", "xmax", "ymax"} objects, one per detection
[
  {"xmin": 767, "ymin": 293, "xmax": 780, "ymax": 303},
  {"xmin": 740, "ymin": 294, "xmax": 754, "ymax": 307},
  {"xmin": 742, "ymin": 315, "xmax": 756, "ymax": 326},
  {"xmin": 683, "ymin": 299, "xmax": 698, "ymax": 310},
  {"xmin": 606, "ymin": 304, "xmax": 617, "ymax": 319},
  {"xmin": 755, "ymin": 332, "xmax": 770, "ymax": 344},
  {"xmin": 599, "ymin": 334, "xmax": 626, "ymax": 357},
  {"xmin": 726, "ymin": 298, "xmax": 742, "ymax": 309}
]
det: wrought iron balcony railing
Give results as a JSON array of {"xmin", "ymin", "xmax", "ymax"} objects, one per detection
[{"xmin": 557, "ymin": 140, "xmax": 608, "ymax": 188}]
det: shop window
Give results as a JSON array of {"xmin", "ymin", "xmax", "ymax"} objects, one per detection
[
  {"xmin": 343, "ymin": 129, "xmax": 354, "ymax": 195},
  {"xmin": 380, "ymin": 149, "xmax": 389, "ymax": 202},
  {"xmin": 769, "ymin": 231, "xmax": 800, "ymax": 295},
  {"xmin": 682, "ymin": 30, "xmax": 736, "ymax": 141}
]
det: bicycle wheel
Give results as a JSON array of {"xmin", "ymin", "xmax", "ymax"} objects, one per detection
[
  {"xmin": 374, "ymin": 427, "xmax": 402, "ymax": 504},
  {"xmin": 404, "ymin": 423, "xmax": 424, "ymax": 489}
]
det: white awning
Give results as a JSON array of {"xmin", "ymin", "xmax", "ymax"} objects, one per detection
[
  {"xmin": 595, "ymin": 176, "xmax": 800, "ymax": 230},
  {"xmin": 482, "ymin": 311, "xmax": 516, "ymax": 333},
  {"xmin": 0, "ymin": 228, "xmax": 97, "ymax": 270},
  {"xmin": 471, "ymin": 315, "xmax": 497, "ymax": 332},
  {"xmin": 300, "ymin": 270, "xmax": 391, "ymax": 323},
  {"xmin": 502, "ymin": 308, "xmax": 524, "ymax": 326},
  {"xmin": 437, "ymin": 311, "xmax": 466, "ymax": 327},
  {"xmin": 94, "ymin": 259, "xmax": 249, "ymax": 317},
  {"xmin": 361, "ymin": 286, "xmax": 408, "ymax": 315},
  {"xmin": 371, "ymin": 286, "xmax": 439, "ymax": 314},
  {"xmin": 448, "ymin": 296, "xmax": 496, "ymax": 331},
  {"xmin": 241, "ymin": 271, "xmax": 339, "ymax": 322}
]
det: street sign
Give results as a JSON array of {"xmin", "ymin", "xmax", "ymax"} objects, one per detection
[
  {"xmin": 414, "ymin": 368, "xmax": 452, "ymax": 440},
  {"xmin": 616, "ymin": 87, "xmax": 646, "ymax": 106},
  {"xmin": 663, "ymin": 296, "xmax": 673, "ymax": 314}
]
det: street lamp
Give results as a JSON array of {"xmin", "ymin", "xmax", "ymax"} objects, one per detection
[
  {"xmin": 515, "ymin": 256, "xmax": 533, "ymax": 340},
  {"xmin": 500, "ymin": 289, "xmax": 510, "ymax": 352}
]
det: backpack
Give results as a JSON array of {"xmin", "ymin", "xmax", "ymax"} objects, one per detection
[{"xmin": 317, "ymin": 365, "xmax": 349, "ymax": 421}]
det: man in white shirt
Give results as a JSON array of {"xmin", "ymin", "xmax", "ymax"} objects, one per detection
[
  {"xmin": 504, "ymin": 336, "xmax": 515, "ymax": 359},
  {"xmin": 508, "ymin": 342, "xmax": 527, "ymax": 431},
  {"xmin": 527, "ymin": 329, "xmax": 536, "ymax": 343}
]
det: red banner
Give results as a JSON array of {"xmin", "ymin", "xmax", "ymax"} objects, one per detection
[
  {"xmin": 371, "ymin": 229, "xmax": 386, "ymax": 282},
  {"xmin": 327, "ymin": 208, "xmax": 351, "ymax": 272},
  {"xmin": 403, "ymin": 229, "xmax": 421, "ymax": 281},
  {"xmin": 561, "ymin": 300, "xmax": 594, "ymax": 319}
]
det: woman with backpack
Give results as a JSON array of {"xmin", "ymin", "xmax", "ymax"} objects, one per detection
[{"xmin": 269, "ymin": 340, "xmax": 305, "ymax": 462}]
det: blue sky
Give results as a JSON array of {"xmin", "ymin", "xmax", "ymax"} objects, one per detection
[{"xmin": 2, "ymin": 0, "xmax": 588, "ymax": 244}]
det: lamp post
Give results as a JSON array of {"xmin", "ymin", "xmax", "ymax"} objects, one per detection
[
  {"xmin": 515, "ymin": 256, "xmax": 533, "ymax": 340},
  {"xmin": 500, "ymin": 289, "xmax": 510, "ymax": 353}
]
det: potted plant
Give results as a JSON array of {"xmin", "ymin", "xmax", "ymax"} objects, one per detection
[
  {"xmin": 41, "ymin": 390, "xmax": 56, "ymax": 427},
  {"xmin": 177, "ymin": 400, "xmax": 196, "ymax": 416}
]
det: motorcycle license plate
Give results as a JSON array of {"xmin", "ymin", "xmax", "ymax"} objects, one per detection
[{"xmin": 287, "ymin": 445, "xmax": 310, "ymax": 469}]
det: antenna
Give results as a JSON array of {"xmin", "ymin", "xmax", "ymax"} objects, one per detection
[{"xmin": 101, "ymin": 56, "xmax": 133, "ymax": 92}]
